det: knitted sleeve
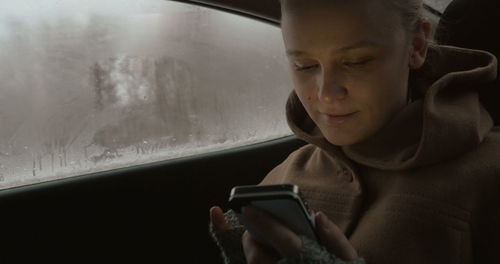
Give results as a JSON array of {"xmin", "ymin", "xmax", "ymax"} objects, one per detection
[
  {"xmin": 209, "ymin": 210, "xmax": 366, "ymax": 264},
  {"xmin": 209, "ymin": 210, "xmax": 247, "ymax": 264}
]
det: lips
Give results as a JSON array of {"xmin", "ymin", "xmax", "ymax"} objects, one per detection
[
  {"xmin": 325, "ymin": 112, "xmax": 356, "ymax": 117},
  {"xmin": 321, "ymin": 111, "xmax": 358, "ymax": 124}
]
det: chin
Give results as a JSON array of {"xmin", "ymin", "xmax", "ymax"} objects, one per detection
[{"xmin": 324, "ymin": 133, "xmax": 360, "ymax": 146}]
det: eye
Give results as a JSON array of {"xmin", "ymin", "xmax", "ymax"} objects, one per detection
[
  {"xmin": 293, "ymin": 63, "xmax": 319, "ymax": 72},
  {"xmin": 343, "ymin": 58, "xmax": 374, "ymax": 67}
]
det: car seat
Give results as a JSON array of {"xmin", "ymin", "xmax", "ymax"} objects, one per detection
[{"xmin": 435, "ymin": 0, "xmax": 500, "ymax": 125}]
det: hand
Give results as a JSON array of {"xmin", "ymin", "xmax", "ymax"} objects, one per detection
[
  {"xmin": 210, "ymin": 206, "xmax": 230, "ymax": 232},
  {"xmin": 241, "ymin": 206, "xmax": 359, "ymax": 263},
  {"xmin": 314, "ymin": 210, "xmax": 359, "ymax": 260},
  {"xmin": 241, "ymin": 206, "xmax": 299, "ymax": 264}
]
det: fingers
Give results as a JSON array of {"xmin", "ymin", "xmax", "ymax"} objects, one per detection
[
  {"xmin": 243, "ymin": 206, "xmax": 302, "ymax": 258},
  {"xmin": 315, "ymin": 211, "xmax": 359, "ymax": 261},
  {"xmin": 210, "ymin": 206, "xmax": 230, "ymax": 232},
  {"xmin": 242, "ymin": 231, "xmax": 279, "ymax": 264}
]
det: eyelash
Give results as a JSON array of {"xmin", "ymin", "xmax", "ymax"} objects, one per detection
[
  {"xmin": 294, "ymin": 64, "xmax": 318, "ymax": 72},
  {"xmin": 343, "ymin": 58, "xmax": 373, "ymax": 67},
  {"xmin": 294, "ymin": 58, "xmax": 374, "ymax": 72}
]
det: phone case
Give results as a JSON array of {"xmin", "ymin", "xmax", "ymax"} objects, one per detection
[{"xmin": 228, "ymin": 184, "xmax": 317, "ymax": 246}]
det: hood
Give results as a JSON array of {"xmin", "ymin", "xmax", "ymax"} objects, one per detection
[{"xmin": 286, "ymin": 45, "xmax": 498, "ymax": 170}]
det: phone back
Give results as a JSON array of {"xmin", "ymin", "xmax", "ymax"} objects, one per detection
[{"xmin": 229, "ymin": 184, "xmax": 317, "ymax": 246}]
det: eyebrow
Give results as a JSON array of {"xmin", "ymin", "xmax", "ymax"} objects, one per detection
[{"xmin": 286, "ymin": 40, "xmax": 381, "ymax": 57}]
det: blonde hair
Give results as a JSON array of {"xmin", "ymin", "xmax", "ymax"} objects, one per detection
[
  {"xmin": 279, "ymin": 0, "xmax": 425, "ymax": 34},
  {"xmin": 388, "ymin": 0, "xmax": 424, "ymax": 33}
]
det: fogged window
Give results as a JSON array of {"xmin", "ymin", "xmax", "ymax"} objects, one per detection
[
  {"xmin": 0, "ymin": 0, "xmax": 293, "ymax": 189},
  {"xmin": 424, "ymin": 0, "xmax": 454, "ymax": 13},
  {"xmin": 420, "ymin": 0, "xmax": 448, "ymax": 40}
]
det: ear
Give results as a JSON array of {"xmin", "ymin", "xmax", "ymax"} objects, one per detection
[{"xmin": 408, "ymin": 20, "xmax": 431, "ymax": 69}]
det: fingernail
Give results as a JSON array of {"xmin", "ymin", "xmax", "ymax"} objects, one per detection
[{"xmin": 315, "ymin": 211, "xmax": 327, "ymax": 229}]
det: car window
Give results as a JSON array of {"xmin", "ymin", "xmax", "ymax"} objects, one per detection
[
  {"xmin": 424, "ymin": 0, "xmax": 454, "ymax": 13},
  {"xmin": 0, "ymin": 0, "xmax": 293, "ymax": 190}
]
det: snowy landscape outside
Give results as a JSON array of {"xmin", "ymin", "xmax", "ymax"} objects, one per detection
[{"xmin": 0, "ymin": 0, "xmax": 294, "ymax": 189}]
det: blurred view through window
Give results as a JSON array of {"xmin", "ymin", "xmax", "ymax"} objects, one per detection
[
  {"xmin": 425, "ymin": 0, "xmax": 453, "ymax": 13},
  {"xmin": 0, "ymin": 0, "xmax": 293, "ymax": 189}
]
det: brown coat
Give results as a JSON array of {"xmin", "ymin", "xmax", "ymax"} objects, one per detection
[{"xmin": 260, "ymin": 45, "xmax": 500, "ymax": 264}]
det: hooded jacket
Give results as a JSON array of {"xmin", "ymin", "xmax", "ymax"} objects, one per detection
[{"xmin": 259, "ymin": 45, "xmax": 500, "ymax": 264}]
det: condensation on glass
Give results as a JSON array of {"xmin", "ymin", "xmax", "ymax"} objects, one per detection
[
  {"xmin": 0, "ymin": 0, "xmax": 293, "ymax": 189},
  {"xmin": 424, "ymin": 0, "xmax": 454, "ymax": 13}
]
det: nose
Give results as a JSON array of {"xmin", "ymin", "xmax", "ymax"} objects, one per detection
[{"xmin": 317, "ymin": 70, "xmax": 347, "ymax": 103}]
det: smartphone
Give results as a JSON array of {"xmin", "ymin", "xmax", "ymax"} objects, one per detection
[{"xmin": 228, "ymin": 184, "xmax": 318, "ymax": 246}]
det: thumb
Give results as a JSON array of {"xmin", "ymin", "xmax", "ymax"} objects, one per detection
[
  {"xmin": 210, "ymin": 206, "xmax": 230, "ymax": 231},
  {"xmin": 315, "ymin": 211, "xmax": 358, "ymax": 261}
]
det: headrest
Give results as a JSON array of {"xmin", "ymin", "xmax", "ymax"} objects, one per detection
[
  {"xmin": 435, "ymin": 0, "xmax": 500, "ymax": 57},
  {"xmin": 435, "ymin": 0, "xmax": 500, "ymax": 125}
]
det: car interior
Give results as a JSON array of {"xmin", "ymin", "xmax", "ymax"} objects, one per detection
[{"xmin": 0, "ymin": 0, "xmax": 498, "ymax": 263}]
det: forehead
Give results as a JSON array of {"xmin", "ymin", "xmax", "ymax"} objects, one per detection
[{"xmin": 280, "ymin": 0, "xmax": 402, "ymax": 49}]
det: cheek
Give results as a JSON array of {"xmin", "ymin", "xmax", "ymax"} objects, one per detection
[
  {"xmin": 292, "ymin": 75, "xmax": 317, "ymax": 102},
  {"xmin": 355, "ymin": 73, "xmax": 409, "ymax": 128},
  {"xmin": 349, "ymin": 71, "xmax": 405, "ymax": 114}
]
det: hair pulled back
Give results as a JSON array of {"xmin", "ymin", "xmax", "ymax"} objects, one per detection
[
  {"xmin": 279, "ymin": 0, "xmax": 424, "ymax": 34},
  {"xmin": 389, "ymin": 0, "xmax": 424, "ymax": 33}
]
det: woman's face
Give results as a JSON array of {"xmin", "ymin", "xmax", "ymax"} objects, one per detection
[{"xmin": 281, "ymin": 0, "xmax": 418, "ymax": 146}]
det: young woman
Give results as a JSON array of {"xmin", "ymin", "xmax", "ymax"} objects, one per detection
[{"xmin": 210, "ymin": 0, "xmax": 500, "ymax": 263}]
